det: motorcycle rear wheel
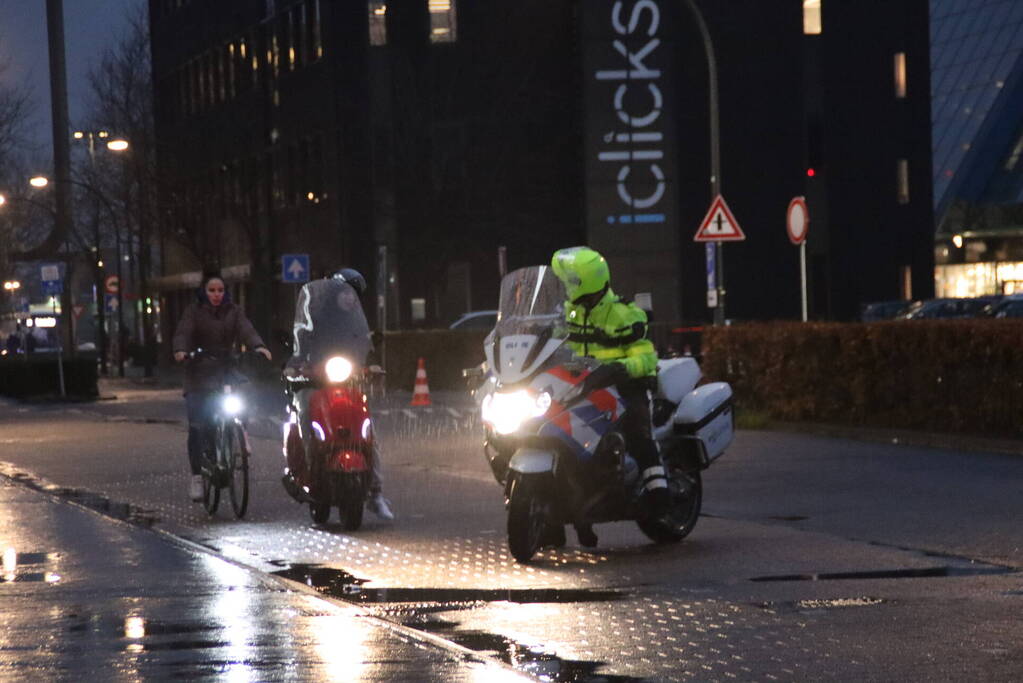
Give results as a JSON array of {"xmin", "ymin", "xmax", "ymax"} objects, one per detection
[
  {"xmin": 507, "ymin": 477, "xmax": 547, "ymax": 563},
  {"xmin": 338, "ymin": 497, "xmax": 364, "ymax": 531},
  {"xmin": 637, "ymin": 469, "xmax": 702, "ymax": 543},
  {"xmin": 226, "ymin": 423, "xmax": 250, "ymax": 519}
]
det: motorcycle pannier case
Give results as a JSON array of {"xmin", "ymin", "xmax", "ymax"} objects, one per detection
[{"xmin": 672, "ymin": 382, "xmax": 734, "ymax": 465}]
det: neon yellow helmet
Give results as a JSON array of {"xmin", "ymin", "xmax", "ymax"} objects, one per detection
[{"xmin": 551, "ymin": 246, "xmax": 610, "ymax": 302}]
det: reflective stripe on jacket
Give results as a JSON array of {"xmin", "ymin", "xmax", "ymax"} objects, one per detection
[{"xmin": 563, "ymin": 289, "xmax": 657, "ymax": 378}]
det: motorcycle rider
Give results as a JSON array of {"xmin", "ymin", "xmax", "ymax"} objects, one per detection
[
  {"xmin": 172, "ymin": 274, "xmax": 272, "ymax": 502},
  {"xmin": 550, "ymin": 247, "xmax": 670, "ymax": 545},
  {"xmin": 284, "ymin": 267, "xmax": 395, "ymax": 521}
]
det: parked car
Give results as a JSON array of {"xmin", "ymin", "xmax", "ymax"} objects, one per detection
[
  {"xmin": 860, "ymin": 299, "xmax": 912, "ymax": 322},
  {"xmin": 986, "ymin": 293, "xmax": 1023, "ymax": 318},
  {"xmin": 449, "ymin": 310, "xmax": 499, "ymax": 330},
  {"xmin": 899, "ymin": 297, "xmax": 999, "ymax": 320}
]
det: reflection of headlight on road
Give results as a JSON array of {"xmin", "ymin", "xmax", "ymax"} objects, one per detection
[
  {"xmin": 222, "ymin": 394, "xmax": 244, "ymax": 415},
  {"xmin": 481, "ymin": 390, "xmax": 551, "ymax": 435},
  {"xmin": 325, "ymin": 356, "xmax": 353, "ymax": 383}
]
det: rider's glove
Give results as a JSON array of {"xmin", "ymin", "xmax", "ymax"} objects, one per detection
[{"xmin": 584, "ymin": 362, "xmax": 629, "ymax": 391}]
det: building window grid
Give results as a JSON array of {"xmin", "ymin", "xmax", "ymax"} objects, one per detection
[{"xmin": 429, "ymin": 0, "xmax": 457, "ymax": 43}]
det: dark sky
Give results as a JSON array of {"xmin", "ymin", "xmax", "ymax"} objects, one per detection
[{"xmin": 0, "ymin": 0, "xmax": 139, "ymax": 154}]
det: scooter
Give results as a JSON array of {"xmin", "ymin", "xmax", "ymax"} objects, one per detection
[
  {"xmin": 279, "ymin": 276, "xmax": 378, "ymax": 530},
  {"xmin": 475, "ymin": 265, "xmax": 734, "ymax": 562}
]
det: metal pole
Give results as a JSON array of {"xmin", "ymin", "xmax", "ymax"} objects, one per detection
[
  {"xmin": 800, "ymin": 242, "xmax": 808, "ymax": 322},
  {"xmin": 683, "ymin": 0, "xmax": 724, "ymax": 325},
  {"xmin": 54, "ymin": 295, "xmax": 66, "ymax": 396},
  {"xmin": 46, "ymin": 0, "xmax": 76, "ymax": 358}
]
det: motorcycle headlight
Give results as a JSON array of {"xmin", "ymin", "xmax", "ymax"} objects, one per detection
[
  {"xmin": 325, "ymin": 356, "xmax": 353, "ymax": 383},
  {"xmin": 481, "ymin": 389, "xmax": 552, "ymax": 435},
  {"xmin": 222, "ymin": 394, "xmax": 244, "ymax": 416}
]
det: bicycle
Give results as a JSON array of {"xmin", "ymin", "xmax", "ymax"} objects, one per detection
[{"xmin": 188, "ymin": 350, "xmax": 254, "ymax": 519}]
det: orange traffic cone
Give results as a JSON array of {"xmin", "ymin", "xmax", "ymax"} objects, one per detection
[{"xmin": 410, "ymin": 357, "xmax": 432, "ymax": 406}]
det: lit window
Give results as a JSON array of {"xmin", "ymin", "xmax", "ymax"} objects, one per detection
[
  {"xmin": 369, "ymin": 2, "xmax": 387, "ymax": 46},
  {"xmin": 803, "ymin": 0, "xmax": 821, "ymax": 35},
  {"xmin": 894, "ymin": 52, "xmax": 906, "ymax": 98},
  {"xmin": 897, "ymin": 159, "xmax": 910, "ymax": 204},
  {"xmin": 429, "ymin": 0, "xmax": 456, "ymax": 43}
]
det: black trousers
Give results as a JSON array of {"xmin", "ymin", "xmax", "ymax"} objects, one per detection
[{"xmin": 617, "ymin": 378, "xmax": 661, "ymax": 473}]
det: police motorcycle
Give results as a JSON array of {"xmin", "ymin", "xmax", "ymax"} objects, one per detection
[
  {"xmin": 476, "ymin": 266, "xmax": 734, "ymax": 563},
  {"xmin": 280, "ymin": 278, "xmax": 377, "ymax": 529}
]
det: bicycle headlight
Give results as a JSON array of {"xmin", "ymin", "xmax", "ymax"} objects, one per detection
[
  {"xmin": 481, "ymin": 389, "xmax": 552, "ymax": 435},
  {"xmin": 222, "ymin": 394, "xmax": 244, "ymax": 416},
  {"xmin": 325, "ymin": 356, "xmax": 353, "ymax": 383}
]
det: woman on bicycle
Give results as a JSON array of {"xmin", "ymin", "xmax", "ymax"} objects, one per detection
[{"xmin": 172, "ymin": 274, "xmax": 272, "ymax": 502}]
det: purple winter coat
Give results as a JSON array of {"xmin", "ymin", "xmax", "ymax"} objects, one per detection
[{"xmin": 172, "ymin": 300, "xmax": 266, "ymax": 394}]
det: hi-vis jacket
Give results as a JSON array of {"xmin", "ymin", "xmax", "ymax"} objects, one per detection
[{"xmin": 563, "ymin": 289, "xmax": 657, "ymax": 379}]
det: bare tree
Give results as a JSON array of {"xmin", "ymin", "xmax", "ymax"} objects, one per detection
[{"xmin": 81, "ymin": 1, "xmax": 159, "ymax": 372}]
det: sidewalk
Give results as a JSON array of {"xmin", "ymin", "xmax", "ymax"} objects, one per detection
[{"xmin": 0, "ymin": 473, "xmax": 522, "ymax": 681}]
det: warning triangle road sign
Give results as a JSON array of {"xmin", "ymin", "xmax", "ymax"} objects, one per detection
[{"xmin": 694, "ymin": 195, "xmax": 746, "ymax": 242}]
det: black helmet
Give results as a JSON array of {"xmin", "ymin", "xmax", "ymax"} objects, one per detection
[{"xmin": 332, "ymin": 267, "xmax": 367, "ymax": 295}]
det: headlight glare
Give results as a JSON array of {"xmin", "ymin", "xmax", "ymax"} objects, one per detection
[
  {"xmin": 481, "ymin": 389, "xmax": 552, "ymax": 435},
  {"xmin": 222, "ymin": 394, "xmax": 244, "ymax": 415},
  {"xmin": 325, "ymin": 356, "xmax": 353, "ymax": 383}
]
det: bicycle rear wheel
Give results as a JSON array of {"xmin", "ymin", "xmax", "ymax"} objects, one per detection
[{"xmin": 226, "ymin": 422, "xmax": 250, "ymax": 518}]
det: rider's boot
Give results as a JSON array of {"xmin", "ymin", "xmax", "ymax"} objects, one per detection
[
  {"xmin": 189, "ymin": 474, "xmax": 203, "ymax": 501},
  {"xmin": 573, "ymin": 523, "xmax": 598, "ymax": 548},
  {"xmin": 366, "ymin": 491, "xmax": 395, "ymax": 520}
]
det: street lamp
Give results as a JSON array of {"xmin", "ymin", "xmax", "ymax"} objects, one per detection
[
  {"xmin": 3, "ymin": 280, "xmax": 20, "ymax": 291},
  {"xmin": 71, "ymin": 130, "xmax": 131, "ymax": 376},
  {"xmin": 29, "ymin": 176, "xmax": 49, "ymax": 188}
]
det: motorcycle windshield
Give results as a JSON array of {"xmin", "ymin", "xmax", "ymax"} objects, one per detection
[
  {"xmin": 493, "ymin": 265, "xmax": 567, "ymax": 340},
  {"xmin": 293, "ymin": 279, "xmax": 372, "ymax": 365}
]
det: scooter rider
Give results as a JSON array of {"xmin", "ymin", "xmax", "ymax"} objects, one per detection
[
  {"xmin": 550, "ymin": 247, "xmax": 670, "ymax": 544},
  {"xmin": 284, "ymin": 268, "xmax": 394, "ymax": 521}
]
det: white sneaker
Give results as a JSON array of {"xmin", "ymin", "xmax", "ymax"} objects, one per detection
[
  {"xmin": 189, "ymin": 475, "xmax": 204, "ymax": 502},
  {"xmin": 366, "ymin": 493, "xmax": 395, "ymax": 521}
]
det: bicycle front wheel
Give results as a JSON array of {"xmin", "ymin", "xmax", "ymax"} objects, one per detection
[{"xmin": 226, "ymin": 422, "xmax": 250, "ymax": 518}]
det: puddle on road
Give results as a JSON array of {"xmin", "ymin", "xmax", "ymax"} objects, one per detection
[
  {"xmin": 413, "ymin": 621, "xmax": 644, "ymax": 683},
  {"xmin": 271, "ymin": 563, "xmax": 634, "ymax": 682},
  {"xmin": 751, "ymin": 565, "xmax": 1016, "ymax": 582},
  {"xmin": 271, "ymin": 563, "xmax": 626, "ymax": 605}
]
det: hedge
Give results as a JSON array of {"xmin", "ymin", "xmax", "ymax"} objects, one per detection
[{"xmin": 701, "ymin": 320, "xmax": 1023, "ymax": 437}]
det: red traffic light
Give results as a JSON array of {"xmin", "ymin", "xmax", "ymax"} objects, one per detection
[{"xmin": 806, "ymin": 168, "xmax": 816, "ymax": 177}]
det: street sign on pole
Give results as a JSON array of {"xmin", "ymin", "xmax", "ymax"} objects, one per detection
[
  {"xmin": 281, "ymin": 254, "xmax": 310, "ymax": 283},
  {"xmin": 705, "ymin": 243, "xmax": 718, "ymax": 308},
  {"xmin": 105, "ymin": 274, "xmax": 119, "ymax": 294},
  {"xmin": 40, "ymin": 262, "xmax": 63, "ymax": 295},
  {"xmin": 786, "ymin": 196, "xmax": 809, "ymax": 245},
  {"xmin": 787, "ymin": 197, "xmax": 810, "ymax": 321},
  {"xmin": 694, "ymin": 195, "xmax": 746, "ymax": 242}
]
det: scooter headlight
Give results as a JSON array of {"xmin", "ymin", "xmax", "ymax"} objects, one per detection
[
  {"xmin": 325, "ymin": 356, "xmax": 353, "ymax": 383},
  {"xmin": 222, "ymin": 394, "xmax": 244, "ymax": 416},
  {"xmin": 481, "ymin": 389, "xmax": 552, "ymax": 435}
]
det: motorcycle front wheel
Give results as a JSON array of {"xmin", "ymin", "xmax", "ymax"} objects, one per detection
[
  {"xmin": 507, "ymin": 476, "xmax": 548, "ymax": 563},
  {"xmin": 225, "ymin": 422, "xmax": 250, "ymax": 519},
  {"xmin": 637, "ymin": 469, "xmax": 702, "ymax": 543}
]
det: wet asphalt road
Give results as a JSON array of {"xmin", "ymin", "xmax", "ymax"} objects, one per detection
[{"xmin": 1, "ymin": 379, "xmax": 1022, "ymax": 681}]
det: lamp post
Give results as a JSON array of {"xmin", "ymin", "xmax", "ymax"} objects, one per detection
[
  {"xmin": 681, "ymin": 0, "xmax": 725, "ymax": 325},
  {"xmin": 72, "ymin": 131, "xmax": 129, "ymax": 376}
]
